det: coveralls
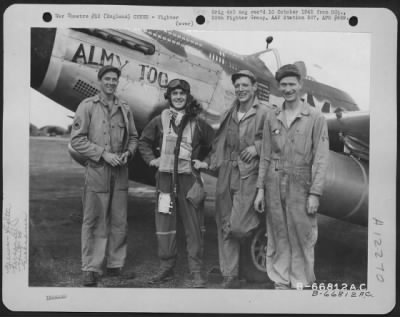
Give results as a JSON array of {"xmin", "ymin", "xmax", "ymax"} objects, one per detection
[
  {"xmin": 209, "ymin": 98, "xmax": 270, "ymax": 278},
  {"xmin": 138, "ymin": 110, "xmax": 214, "ymax": 273},
  {"xmin": 70, "ymin": 94, "xmax": 138, "ymax": 274},
  {"xmin": 257, "ymin": 101, "xmax": 329, "ymax": 288}
]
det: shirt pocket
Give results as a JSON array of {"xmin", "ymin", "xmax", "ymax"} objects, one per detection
[
  {"xmin": 227, "ymin": 126, "xmax": 238, "ymax": 148},
  {"xmin": 293, "ymin": 132, "xmax": 307, "ymax": 156},
  {"xmin": 270, "ymin": 125, "xmax": 283, "ymax": 155},
  {"xmin": 240, "ymin": 120, "xmax": 256, "ymax": 147}
]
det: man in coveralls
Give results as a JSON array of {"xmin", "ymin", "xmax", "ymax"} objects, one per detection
[
  {"xmin": 138, "ymin": 79, "xmax": 214, "ymax": 288},
  {"xmin": 254, "ymin": 64, "xmax": 329, "ymax": 289},
  {"xmin": 208, "ymin": 70, "xmax": 270, "ymax": 288},
  {"xmin": 70, "ymin": 65, "xmax": 138, "ymax": 286}
]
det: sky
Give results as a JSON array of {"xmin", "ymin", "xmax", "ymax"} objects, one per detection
[
  {"xmin": 187, "ymin": 31, "xmax": 370, "ymax": 108},
  {"xmin": 30, "ymin": 31, "xmax": 370, "ymax": 129}
]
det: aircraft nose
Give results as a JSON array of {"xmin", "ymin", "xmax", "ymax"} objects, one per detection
[{"xmin": 31, "ymin": 28, "xmax": 56, "ymax": 90}]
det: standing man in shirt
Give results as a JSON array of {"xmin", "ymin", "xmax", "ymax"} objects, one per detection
[
  {"xmin": 208, "ymin": 70, "xmax": 270, "ymax": 288},
  {"xmin": 70, "ymin": 65, "xmax": 139, "ymax": 286},
  {"xmin": 254, "ymin": 64, "xmax": 329, "ymax": 289}
]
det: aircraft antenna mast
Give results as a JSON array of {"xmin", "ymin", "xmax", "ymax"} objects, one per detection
[{"xmin": 266, "ymin": 36, "xmax": 273, "ymax": 49}]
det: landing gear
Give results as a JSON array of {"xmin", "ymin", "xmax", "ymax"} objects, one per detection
[{"xmin": 240, "ymin": 226, "xmax": 270, "ymax": 283}]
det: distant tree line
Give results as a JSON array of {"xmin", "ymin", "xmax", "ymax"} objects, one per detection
[{"xmin": 30, "ymin": 123, "xmax": 72, "ymax": 137}]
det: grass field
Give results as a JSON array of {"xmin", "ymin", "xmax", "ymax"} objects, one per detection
[{"xmin": 29, "ymin": 136, "xmax": 368, "ymax": 288}]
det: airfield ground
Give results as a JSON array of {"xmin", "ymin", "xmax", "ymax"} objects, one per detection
[{"xmin": 29, "ymin": 137, "xmax": 368, "ymax": 288}]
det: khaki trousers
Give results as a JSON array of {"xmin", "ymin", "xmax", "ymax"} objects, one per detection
[{"xmin": 81, "ymin": 164, "xmax": 128, "ymax": 273}]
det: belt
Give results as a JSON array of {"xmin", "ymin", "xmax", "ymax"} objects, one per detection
[
  {"xmin": 272, "ymin": 159, "xmax": 310, "ymax": 173},
  {"xmin": 228, "ymin": 151, "xmax": 239, "ymax": 167}
]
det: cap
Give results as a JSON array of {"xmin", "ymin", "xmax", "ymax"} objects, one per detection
[
  {"xmin": 97, "ymin": 65, "xmax": 121, "ymax": 80},
  {"xmin": 164, "ymin": 79, "xmax": 191, "ymax": 99},
  {"xmin": 275, "ymin": 64, "xmax": 301, "ymax": 82},
  {"xmin": 231, "ymin": 70, "xmax": 257, "ymax": 84}
]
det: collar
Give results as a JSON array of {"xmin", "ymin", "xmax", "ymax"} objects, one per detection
[
  {"xmin": 297, "ymin": 100, "xmax": 311, "ymax": 116},
  {"xmin": 168, "ymin": 107, "xmax": 185, "ymax": 126},
  {"xmin": 275, "ymin": 100, "xmax": 311, "ymax": 129},
  {"xmin": 233, "ymin": 96, "xmax": 260, "ymax": 110},
  {"xmin": 94, "ymin": 94, "xmax": 120, "ymax": 108},
  {"xmin": 169, "ymin": 107, "xmax": 185, "ymax": 115},
  {"xmin": 276, "ymin": 99, "xmax": 311, "ymax": 119},
  {"xmin": 232, "ymin": 97, "xmax": 260, "ymax": 121}
]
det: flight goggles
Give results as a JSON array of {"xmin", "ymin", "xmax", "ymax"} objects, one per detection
[{"xmin": 166, "ymin": 79, "xmax": 191, "ymax": 94}]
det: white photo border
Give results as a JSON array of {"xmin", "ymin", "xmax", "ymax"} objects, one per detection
[{"xmin": 3, "ymin": 4, "xmax": 397, "ymax": 314}]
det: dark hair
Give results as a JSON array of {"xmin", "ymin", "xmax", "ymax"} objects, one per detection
[
  {"xmin": 232, "ymin": 74, "xmax": 256, "ymax": 85},
  {"xmin": 231, "ymin": 70, "xmax": 257, "ymax": 85},
  {"xmin": 184, "ymin": 95, "xmax": 203, "ymax": 118}
]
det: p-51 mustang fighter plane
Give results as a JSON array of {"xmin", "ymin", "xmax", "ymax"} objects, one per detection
[{"xmin": 31, "ymin": 28, "xmax": 369, "ymax": 281}]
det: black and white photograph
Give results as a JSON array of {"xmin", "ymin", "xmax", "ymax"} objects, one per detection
[{"xmin": 3, "ymin": 5, "xmax": 397, "ymax": 314}]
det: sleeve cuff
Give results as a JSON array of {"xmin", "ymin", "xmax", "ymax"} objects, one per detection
[
  {"xmin": 94, "ymin": 147, "xmax": 105, "ymax": 162},
  {"xmin": 253, "ymin": 143, "xmax": 261, "ymax": 155},
  {"xmin": 256, "ymin": 180, "xmax": 264, "ymax": 189}
]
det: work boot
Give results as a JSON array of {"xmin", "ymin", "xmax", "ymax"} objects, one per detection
[
  {"xmin": 107, "ymin": 268, "xmax": 136, "ymax": 280},
  {"xmin": 107, "ymin": 267, "xmax": 122, "ymax": 277},
  {"xmin": 222, "ymin": 276, "xmax": 240, "ymax": 289},
  {"xmin": 191, "ymin": 272, "xmax": 206, "ymax": 288},
  {"xmin": 148, "ymin": 268, "xmax": 174, "ymax": 284},
  {"xmin": 82, "ymin": 271, "xmax": 98, "ymax": 287}
]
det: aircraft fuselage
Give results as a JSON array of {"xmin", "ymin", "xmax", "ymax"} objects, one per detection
[{"xmin": 31, "ymin": 28, "xmax": 368, "ymax": 226}]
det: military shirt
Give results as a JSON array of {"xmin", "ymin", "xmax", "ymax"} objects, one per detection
[
  {"xmin": 257, "ymin": 101, "xmax": 329, "ymax": 196},
  {"xmin": 208, "ymin": 97, "xmax": 270, "ymax": 177},
  {"xmin": 70, "ymin": 94, "xmax": 138, "ymax": 162}
]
